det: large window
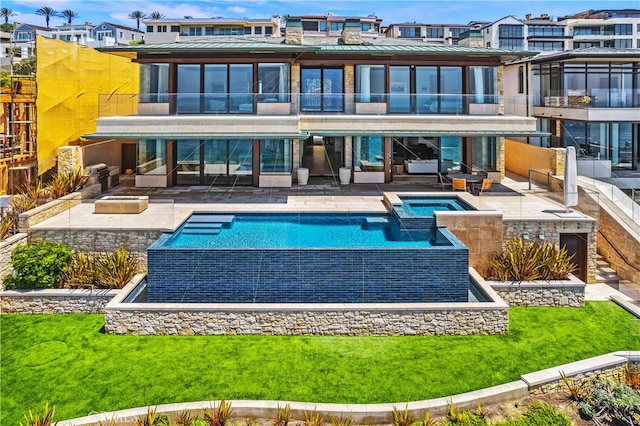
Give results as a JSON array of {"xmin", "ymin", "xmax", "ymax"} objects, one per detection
[
  {"xmin": 426, "ymin": 27, "xmax": 444, "ymax": 38},
  {"xmin": 140, "ymin": 63, "xmax": 169, "ymax": 103},
  {"xmin": 354, "ymin": 136, "xmax": 384, "ymax": 172},
  {"xmin": 614, "ymin": 24, "xmax": 633, "ymax": 35},
  {"xmin": 389, "ymin": 66, "xmax": 463, "ymax": 114},
  {"xmin": 301, "ymin": 67, "xmax": 343, "ymax": 112},
  {"xmin": 175, "ymin": 139, "xmax": 253, "ymax": 185},
  {"xmin": 177, "ymin": 64, "xmax": 253, "ymax": 114},
  {"xmin": 472, "ymin": 137, "xmax": 497, "ymax": 171},
  {"xmin": 528, "ymin": 26, "xmax": 564, "ymax": 37},
  {"xmin": 440, "ymin": 137, "xmax": 462, "ymax": 172},
  {"xmin": 137, "ymin": 139, "xmax": 166, "ymax": 175},
  {"xmin": 260, "ymin": 140, "xmax": 291, "ymax": 173},
  {"xmin": 561, "ymin": 121, "xmax": 636, "ymax": 167},
  {"xmin": 399, "ymin": 26, "xmax": 421, "ymax": 38},
  {"xmin": 469, "ymin": 66, "xmax": 498, "ymax": 104},
  {"xmin": 499, "ymin": 24, "xmax": 524, "ymax": 50},
  {"xmin": 529, "ymin": 41, "xmax": 564, "ymax": 51},
  {"xmin": 356, "ymin": 65, "xmax": 385, "ymax": 103},
  {"xmin": 257, "ymin": 63, "xmax": 289, "ymax": 102}
]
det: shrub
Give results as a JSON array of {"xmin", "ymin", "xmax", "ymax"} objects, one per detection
[
  {"xmin": 392, "ymin": 404, "xmax": 415, "ymax": 426},
  {"xmin": 303, "ymin": 409, "xmax": 325, "ymax": 426},
  {"xmin": 273, "ymin": 404, "xmax": 291, "ymax": 426},
  {"xmin": 578, "ymin": 378, "xmax": 640, "ymax": 425},
  {"xmin": 62, "ymin": 251, "xmax": 99, "ymax": 288},
  {"xmin": 3, "ymin": 241, "xmax": 73, "ymax": 289},
  {"xmin": 484, "ymin": 238, "xmax": 576, "ymax": 282}
]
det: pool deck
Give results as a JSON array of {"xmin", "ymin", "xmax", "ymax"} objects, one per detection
[{"xmin": 31, "ymin": 174, "xmax": 590, "ymax": 231}]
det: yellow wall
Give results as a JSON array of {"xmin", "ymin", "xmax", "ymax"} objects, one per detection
[
  {"xmin": 504, "ymin": 138, "xmax": 565, "ymax": 178},
  {"xmin": 36, "ymin": 36, "xmax": 138, "ymax": 173}
]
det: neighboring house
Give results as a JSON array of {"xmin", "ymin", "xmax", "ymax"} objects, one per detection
[
  {"xmin": 0, "ymin": 31, "xmax": 12, "ymax": 69},
  {"xmin": 143, "ymin": 16, "xmax": 281, "ymax": 44},
  {"xmin": 291, "ymin": 14, "xmax": 382, "ymax": 38},
  {"xmin": 54, "ymin": 23, "xmax": 95, "ymax": 45},
  {"xmin": 10, "ymin": 23, "xmax": 54, "ymax": 59},
  {"xmin": 384, "ymin": 22, "xmax": 476, "ymax": 45},
  {"xmin": 87, "ymin": 18, "xmax": 541, "ymax": 188},
  {"xmin": 504, "ymin": 48, "xmax": 639, "ymax": 176},
  {"xmin": 561, "ymin": 9, "xmax": 640, "ymax": 49},
  {"xmin": 480, "ymin": 9, "xmax": 640, "ymax": 52},
  {"xmin": 90, "ymin": 22, "xmax": 144, "ymax": 47}
]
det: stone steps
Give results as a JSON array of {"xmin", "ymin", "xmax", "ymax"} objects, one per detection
[{"xmin": 595, "ymin": 254, "xmax": 622, "ymax": 285}]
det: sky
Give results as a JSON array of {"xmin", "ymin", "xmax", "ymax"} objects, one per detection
[{"xmin": 3, "ymin": 0, "xmax": 639, "ymax": 30}]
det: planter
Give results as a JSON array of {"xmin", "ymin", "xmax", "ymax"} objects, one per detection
[
  {"xmin": 297, "ymin": 167, "xmax": 309, "ymax": 185},
  {"xmin": 487, "ymin": 274, "xmax": 585, "ymax": 307},
  {"xmin": 339, "ymin": 167, "xmax": 351, "ymax": 185}
]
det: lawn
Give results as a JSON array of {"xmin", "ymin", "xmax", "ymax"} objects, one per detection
[{"xmin": 1, "ymin": 301, "xmax": 638, "ymax": 424}]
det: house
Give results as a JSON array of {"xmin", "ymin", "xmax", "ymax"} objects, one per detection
[
  {"xmin": 504, "ymin": 47, "xmax": 640, "ymax": 178},
  {"xmin": 90, "ymin": 22, "xmax": 144, "ymax": 46},
  {"xmin": 142, "ymin": 16, "xmax": 282, "ymax": 44},
  {"xmin": 559, "ymin": 9, "xmax": 640, "ymax": 49},
  {"xmin": 85, "ymin": 17, "xmax": 542, "ymax": 188},
  {"xmin": 10, "ymin": 23, "xmax": 54, "ymax": 60},
  {"xmin": 53, "ymin": 22, "xmax": 95, "ymax": 45},
  {"xmin": 384, "ymin": 22, "xmax": 475, "ymax": 45},
  {"xmin": 291, "ymin": 14, "xmax": 382, "ymax": 38}
]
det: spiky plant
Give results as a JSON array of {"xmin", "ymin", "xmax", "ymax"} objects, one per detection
[
  {"xmin": 19, "ymin": 402, "xmax": 56, "ymax": 426},
  {"xmin": 204, "ymin": 399, "xmax": 233, "ymax": 426},
  {"xmin": 173, "ymin": 409, "xmax": 198, "ymax": 425},
  {"xmin": 392, "ymin": 404, "xmax": 415, "ymax": 426},
  {"xmin": 63, "ymin": 251, "xmax": 99, "ymax": 288},
  {"xmin": 273, "ymin": 404, "xmax": 291, "ymax": 426},
  {"xmin": 329, "ymin": 414, "xmax": 352, "ymax": 426},
  {"xmin": 94, "ymin": 248, "xmax": 141, "ymax": 289},
  {"xmin": 303, "ymin": 409, "xmax": 325, "ymax": 426}
]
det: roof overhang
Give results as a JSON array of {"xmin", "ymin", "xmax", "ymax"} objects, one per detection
[
  {"xmin": 308, "ymin": 130, "xmax": 550, "ymax": 137},
  {"xmin": 82, "ymin": 132, "xmax": 311, "ymax": 140}
]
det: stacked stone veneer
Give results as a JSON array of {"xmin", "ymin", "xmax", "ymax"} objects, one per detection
[
  {"xmin": 105, "ymin": 304, "xmax": 508, "ymax": 336},
  {"xmin": 0, "ymin": 233, "xmax": 28, "ymax": 289},
  {"xmin": 28, "ymin": 229, "xmax": 164, "ymax": 268},
  {"xmin": 17, "ymin": 184, "xmax": 101, "ymax": 231},
  {"xmin": 489, "ymin": 276, "xmax": 585, "ymax": 307},
  {"xmin": 1, "ymin": 288, "xmax": 119, "ymax": 313},
  {"xmin": 503, "ymin": 218, "xmax": 598, "ymax": 284},
  {"xmin": 147, "ymin": 228, "xmax": 469, "ymax": 303}
]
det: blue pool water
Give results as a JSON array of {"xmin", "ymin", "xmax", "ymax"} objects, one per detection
[
  {"xmin": 164, "ymin": 213, "xmax": 442, "ymax": 248},
  {"xmin": 396, "ymin": 196, "xmax": 475, "ymax": 217}
]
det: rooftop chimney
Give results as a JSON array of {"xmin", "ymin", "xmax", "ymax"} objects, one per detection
[
  {"xmin": 341, "ymin": 18, "xmax": 362, "ymax": 45},
  {"xmin": 285, "ymin": 17, "xmax": 303, "ymax": 45},
  {"xmin": 525, "ymin": 14, "xmax": 532, "ymax": 20}
]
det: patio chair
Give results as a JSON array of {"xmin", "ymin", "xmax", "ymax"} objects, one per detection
[
  {"xmin": 452, "ymin": 177, "xmax": 468, "ymax": 192},
  {"xmin": 475, "ymin": 178, "xmax": 493, "ymax": 195}
]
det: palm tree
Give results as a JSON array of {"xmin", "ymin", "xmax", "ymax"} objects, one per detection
[
  {"xmin": 148, "ymin": 11, "xmax": 165, "ymax": 20},
  {"xmin": 35, "ymin": 6, "xmax": 57, "ymax": 28},
  {"xmin": 0, "ymin": 7, "xmax": 15, "ymax": 24},
  {"xmin": 128, "ymin": 10, "xmax": 147, "ymax": 30},
  {"xmin": 59, "ymin": 9, "xmax": 79, "ymax": 25}
]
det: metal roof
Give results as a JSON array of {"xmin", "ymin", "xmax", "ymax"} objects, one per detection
[{"xmin": 101, "ymin": 40, "xmax": 533, "ymax": 57}]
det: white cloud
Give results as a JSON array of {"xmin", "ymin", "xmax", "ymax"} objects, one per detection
[{"xmin": 227, "ymin": 6, "xmax": 248, "ymax": 14}]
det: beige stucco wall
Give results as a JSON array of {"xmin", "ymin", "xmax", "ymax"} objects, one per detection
[{"xmin": 505, "ymin": 139, "xmax": 564, "ymax": 178}]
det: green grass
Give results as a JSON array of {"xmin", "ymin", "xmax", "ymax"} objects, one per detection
[{"xmin": 1, "ymin": 302, "xmax": 638, "ymax": 424}]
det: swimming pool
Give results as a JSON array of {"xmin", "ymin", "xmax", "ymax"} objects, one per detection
[
  {"xmin": 164, "ymin": 213, "xmax": 440, "ymax": 248},
  {"xmin": 146, "ymin": 212, "xmax": 470, "ymax": 304}
]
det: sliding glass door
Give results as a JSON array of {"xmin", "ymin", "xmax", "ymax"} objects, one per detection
[{"xmin": 176, "ymin": 139, "xmax": 253, "ymax": 185}]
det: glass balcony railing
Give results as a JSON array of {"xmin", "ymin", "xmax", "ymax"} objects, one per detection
[{"xmin": 98, "ymin": 93, "xmax": 531, "ymax": 118}]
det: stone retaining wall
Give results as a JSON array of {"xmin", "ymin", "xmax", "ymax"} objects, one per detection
[
  {"xmin": 105, "ymin": 305, "xmax": 509, "ymax": 336},
  {"xmin": 489, "ymin": 275, "xmax": 585, "ymax": 307},
  {"xmin": 104, "ymin": 270, "xmax": 509, "ymax": 336},
  {"xmin": 1, "ymin": 288, "xmax": 119, "ymax": 314},
  {"xmin": 17, "ymin": 184, "xmax": 102, "ymax": 231},
  {"xmin": 0, "ymin": 233, "xmax": 28, "ymax": 289}
]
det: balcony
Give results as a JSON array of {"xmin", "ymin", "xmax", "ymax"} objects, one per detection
[{"xmin": 98, "ymin": 93, "xmax": 528, "ymax": 118}]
